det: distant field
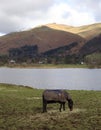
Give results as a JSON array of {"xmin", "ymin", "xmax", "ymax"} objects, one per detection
[
  {"xmin": 2, "ymin": 63, "xmax": 101, "ymax": 69},
  {"xmin": 0, "ymin": 83, "xmax": 101, "ymax": 130},
  {"xmin": 2, "ymin": 63, "xmax": 89, "ymax": 68}
]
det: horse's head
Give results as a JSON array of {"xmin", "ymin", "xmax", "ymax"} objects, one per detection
[{"xmin": 68, "ymin": 99, "xmax": 73, "ymax": 111}]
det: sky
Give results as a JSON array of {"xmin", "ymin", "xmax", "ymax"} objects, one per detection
[{"xmin": 0, "ymin": 0, "xmax": 101, "ymax": 35}]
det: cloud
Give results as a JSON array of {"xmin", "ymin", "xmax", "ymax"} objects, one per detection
[
  {"xmin": 0, "ymin": 0, "xmax": 54, "ymax": 33},
  {"xmin": 68, "ymin": 0, "xmax": 101, "ymax": 20},
  {"xmin": 0, "ymin": 0, "xmax": 101, "ymax": 34},
  {"xmin": 46, "ymin": 2, "xmax": 95, "ymax": 26}
]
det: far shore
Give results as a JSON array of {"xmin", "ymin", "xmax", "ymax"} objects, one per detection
[{"xmin": 0, "ymin": 63, "xmax": 96, "ymax": 69}]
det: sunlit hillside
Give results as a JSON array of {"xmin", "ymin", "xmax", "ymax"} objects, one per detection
[
  {"xmin": 46, "ymin": 23, "xmax": 101, "ymax": 40},
  {"xmin": 0, "ymin": 22, "xmax": 101, "ymax": 64},
  {"xmin": 0, "ymin": 25, "xmax": 84, "ymax": 55}
]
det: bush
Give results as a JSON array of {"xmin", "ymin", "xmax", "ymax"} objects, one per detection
[{"xmin": 85, "ymin": 53, "xmax": 101, "ymax": 67}]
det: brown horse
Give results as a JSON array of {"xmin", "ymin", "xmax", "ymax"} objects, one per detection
[{"xmin": 42, "ymin": 89, "xmax": 73, "ymax": 112}]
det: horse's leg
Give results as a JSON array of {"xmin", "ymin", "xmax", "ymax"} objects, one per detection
[
  {"xmin": 43, "ymin": 101, "xmax": 47, "ymax": 112},
  {"xmin": 59, "ymin": 103, "xmax": 62, "ymax": 112},
  {"xmin": 63, "ymin": 102, "xmax": 65, "ymax": 111}
]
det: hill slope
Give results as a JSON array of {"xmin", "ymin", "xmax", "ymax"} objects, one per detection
[
  {"xmin": 0, "ymin": 23, "xmax": 101, "ymax": 63},
  {"xmin": 0, "ymin": 26, "xmax": 85, "ymax": 55},
  {"xmin": 79, "ymin": 34, "xmax": 101, "ymax": 56},
  {"xmin": 46, "ymin": 23, "xmax": 101, "ymax": 40}
]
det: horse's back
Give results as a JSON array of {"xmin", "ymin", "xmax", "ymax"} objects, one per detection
[{"xmin": 43, "ymin": 89, "xmax": 67, "ymax": 102}]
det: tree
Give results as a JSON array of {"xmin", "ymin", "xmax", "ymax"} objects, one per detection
[{"xmin": 85, "ymin": 53, "xmax": 101, "ymax": 67}]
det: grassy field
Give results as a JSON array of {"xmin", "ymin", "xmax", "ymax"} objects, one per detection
[
  {"xmin": 0, "ymin": 83, "xmax": 101, "ymax": 130},
  {"xmin": 2, "ymin": 63, "xmax": 89, "ymax": 69}
]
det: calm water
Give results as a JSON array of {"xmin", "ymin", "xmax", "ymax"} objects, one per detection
[{"xmin": 0, "ymin": 67, "xmax": 101, "ymax": 90}]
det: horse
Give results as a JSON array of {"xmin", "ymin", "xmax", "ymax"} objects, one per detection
[{"xmin": 42, "ymin": 89, "xmax": 73, "ymax": 112}]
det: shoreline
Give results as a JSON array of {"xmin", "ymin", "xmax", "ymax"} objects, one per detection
[
  {"xmin": 0, "ymin": 83, "xmax": 100, "ymax": 91},
  {"xmin": 0, "ymin": 63, "xmax": 91, "ymax": 69}
]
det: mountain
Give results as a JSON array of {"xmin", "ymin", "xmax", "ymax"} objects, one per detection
[
  {"xmin": 0, "ymin": 22, "xmax": 101, "ymax": 63},
  {"xmin": 79, "ymin": 34, "xmax": 101, "ymax": 56},
  {"xmin": 0, "ymin": 25, "xmax": 85, "ymax": 55},
  {"xmin": 46, "ymin": 23, "xmax": 101, "ymax": 40}
]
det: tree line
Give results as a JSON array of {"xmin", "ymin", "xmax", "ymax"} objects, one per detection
[{"xmin": 0, "ymin": 44, "xmax": 101, "ymax": 67}]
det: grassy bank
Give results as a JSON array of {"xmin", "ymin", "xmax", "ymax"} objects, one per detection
[
  {"xmin": 0, "ymin": 83, "xmax": 101, "ymax": 130},
  {"xmin": 1, "ymin": 63, "xmax": 89, "ymax": 68}
]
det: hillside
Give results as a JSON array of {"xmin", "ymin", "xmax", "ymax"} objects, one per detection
[
  {"xmin": 0, "ymin": 26, "xmax": 85, "ymax": 55},
  {"xmin": 46, "ymin": 23, "xmax": 101, "ymax": 40},
  {"xmin": 0, "ymin": 22, "xmax": 101, "ymax": 64},
  {"xmin": 79, "ymin": 34, "xmax": 101, "ymax": 56}
]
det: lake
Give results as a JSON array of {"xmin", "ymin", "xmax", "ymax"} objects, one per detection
[{"xmin": 0, "ymin": 67, "xmax": 101, "ymax": 90}]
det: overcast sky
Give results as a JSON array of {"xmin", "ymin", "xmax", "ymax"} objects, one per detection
[{"xmin": 0, "ymin": 0, "xmax": 101, "ymax": 35}]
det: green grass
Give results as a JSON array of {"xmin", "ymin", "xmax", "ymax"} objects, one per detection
[
  {"xmin": 3, "ymin": 63, "xmax": 88, "ymax": 68},
  {"xmin": 0, "ymin": 83, "xmax": 101, "ymax": 130}
]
